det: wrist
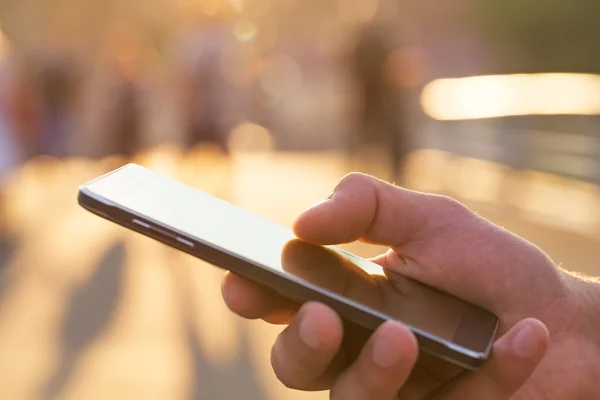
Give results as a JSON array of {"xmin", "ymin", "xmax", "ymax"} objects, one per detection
[
  {"xmin": 579, "ymin": 276, "xmax": 600, "ymax": 348},
  {"xmin": 572, "ymin": 274, "xmax": 600, "ymax": 351},
  {"xmin": 568, "ymin": 272, "xmax": 600, "ymax": 394},
  {"xmin": 565, "ymin": 272, "xmax": 600, "ymax": 386},
  {"xmin": 558, "ymin": 270, "xmax": 600, "ymax": 338}
]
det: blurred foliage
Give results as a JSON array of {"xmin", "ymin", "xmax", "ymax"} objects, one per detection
[{"xmin": 476, "ymin": 0, "xmax": 600, "ymax": 73}]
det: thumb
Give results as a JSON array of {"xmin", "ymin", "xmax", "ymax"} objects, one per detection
[
  {"xmin": 438, "ymin": 318, "xmax": 549, "ymax": 399},
  {"xmin": 294, "ymin": 173, "xmax": 565, "ymax": 312},
  {"xmin": 293, "ymin": 172, "xmax": 458, "ymax": 247}
]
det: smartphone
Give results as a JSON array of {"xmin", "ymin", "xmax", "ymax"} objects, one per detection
[{"xmin": 78, "ymin": 163, "xmax": 499, "ymax": 370}]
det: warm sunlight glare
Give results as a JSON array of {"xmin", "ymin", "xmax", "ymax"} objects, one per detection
[{"xmin": 421, "ymin": 73, "xmax": 600, "ymax": 120}]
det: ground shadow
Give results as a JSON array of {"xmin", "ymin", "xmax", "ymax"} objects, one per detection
[
  {"xmin": 42, "ymin": 241, "xmax": 126, "ymax": 399},
  {"xmin": 183, "ymin": 317, "xmax": 271, "ymax": 400},
  {"xmin": 169, "ymin": 256, "xmax": 270, "ymax": 400},
  {"xmin": 0, "ymin": 233, "xmax": 16, "ymax": 272},
  {"xmin": 0, "ymin": 233, "xmax": 18, "ymax": 304}
]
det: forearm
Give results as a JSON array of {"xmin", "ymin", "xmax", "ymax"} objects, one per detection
[
  {"xmin": 563, "ymin": 270, "xmax": 600, "ymax": 339},
  {"xmin": 579, "ymin": 274, "xmax": 600, "ymax": 346},
  {"xmin": 568, "ymin": 271, "xmax": 600, "ymax": 396}
]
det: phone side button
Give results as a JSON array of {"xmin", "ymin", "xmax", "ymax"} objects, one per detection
[
  {"xmin": 132, "ymin": 219, "xmax": 151, "ymax": 229},
  {"xmin": 176, "ymin": 237, "xmax": 195, "ymax": 248}
]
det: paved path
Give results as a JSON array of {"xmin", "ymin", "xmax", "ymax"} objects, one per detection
[{"xmin": 0, "ymin": 148, "xmax": 598, "ymax": 399}]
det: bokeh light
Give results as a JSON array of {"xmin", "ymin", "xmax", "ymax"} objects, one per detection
[
  {"xmin": 258, "ymin": 55, "xmax": 303, "ymax": 106},
  {"xmin": 233, "ymin": 20, "xmax": 258, "ymax": 42},
  {"xmin": 227, "ymin": 121, "xmax": 274, "ymax": 152},
  {"xmin": 422, "ymin": 73, "xmax": 600, "ymax": 120}
]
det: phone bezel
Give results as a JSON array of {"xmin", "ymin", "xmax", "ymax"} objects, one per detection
[{"xmin": 77, "ymin": 164, "xmax": 499, "ymax": 371}]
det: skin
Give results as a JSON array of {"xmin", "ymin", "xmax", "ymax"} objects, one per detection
[{"xmin": 221, "ymin": 173, "xmax": 600, "ymax": 399}]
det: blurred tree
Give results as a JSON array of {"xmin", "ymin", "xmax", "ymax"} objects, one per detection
[{"xmin": 476, "ymin": 0, "xmax": 600, "ymax": 73}]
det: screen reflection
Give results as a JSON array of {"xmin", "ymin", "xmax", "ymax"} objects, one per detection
[{"xmin": 281, "ymin": 240, "xmax": 466, "ymax": 342}]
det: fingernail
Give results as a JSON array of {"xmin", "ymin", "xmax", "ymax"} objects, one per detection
[
  {"xmin": 372, "ymin": 323, "xmax": 402, "ymax": 367},
  {"xmin": 299, "ymin": 313, "xmax": 322, "ymax": 350},
  {"xmin": 512, "ymin": 324, "xmax": 540, "ymax": 358}
]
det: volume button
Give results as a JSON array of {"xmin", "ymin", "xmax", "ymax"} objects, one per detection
[
  {"xmin": 133, "ymin": 219, "xmax": 195, "ymax": 248},
  {"xmin": 132, "ymin": 219, "xmax": 151, "ymax": 229},
  {"xmin": 176, "ymin": 237, "xmax": 195, "ymax": 248}
]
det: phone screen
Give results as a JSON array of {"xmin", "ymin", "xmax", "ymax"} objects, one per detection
[{"xmin": 84, "ymin": 165, "xmax": 497, "ymax": 354}]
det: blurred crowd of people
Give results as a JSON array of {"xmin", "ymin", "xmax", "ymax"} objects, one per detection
[
  {"xmin": 0, "ymin": 21, "xmax": 238, "ymax": 170},
  {"xmin": 0, "ymin": 11, "xmax": 421, "ymax": 186}
]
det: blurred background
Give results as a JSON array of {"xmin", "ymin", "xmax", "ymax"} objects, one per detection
[{"xmin": 0, "ymin": 0, "xmax": 599, "ymax": 398}]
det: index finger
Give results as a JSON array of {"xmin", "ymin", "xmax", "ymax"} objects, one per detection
[{"xmin": 221, "ymin": 272, "xmax": 299, "ymax": 324}]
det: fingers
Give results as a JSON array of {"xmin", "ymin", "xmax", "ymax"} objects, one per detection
[
  {"xmin": 440, "ymin": 318, "xmax": 550, "ymax": 399},
  {"xmin": 294, "ymin": 173, "xmax": 565, "ymax": 312},
  {"xmin": 293, "ymin": 172, "xmax": 471, "ymax": 247},
  {"xmin": 270, "ymin": 305, "xmax": 419, "ymax": 397},
  {"xmin": 271, "ymin": 302, "xmax": 345, "ymax": 390},
  {"xmin": 329, "ymin": 321, "xmax": 419, "ymax": 400},
  {"xmin": 221, "ymin": 272, "xmax": 298, "ymax": 324}
]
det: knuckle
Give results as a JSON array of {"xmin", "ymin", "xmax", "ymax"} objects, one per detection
[
  {"xmin": 433, "ymin": 193, "xmax": 462, "ymax": 208},
  {"xmin": 430, "ymin": 194, "xmax": 471, "ymax": 217}
]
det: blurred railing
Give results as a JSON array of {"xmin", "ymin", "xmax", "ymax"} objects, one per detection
[
  {"xmin": 419, "ymin": 73, "xmax": 600, "ymax": 184},
  {"xmin": 411, "ymin": 117, "xmax": 600, "ymax": 237},
  {"xmin": 420, "ymin": 117, "xmax": 600, "ymax": 184}
]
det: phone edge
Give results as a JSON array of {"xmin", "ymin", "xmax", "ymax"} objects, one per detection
[{"xmin": 77, "ymin": 184, "xmax": 489, "ymax": 371}]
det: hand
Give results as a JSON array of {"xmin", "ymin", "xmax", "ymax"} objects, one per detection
[{"xmin": 221, "ymin": 173, "xmax": 600, "ymax": 399}]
